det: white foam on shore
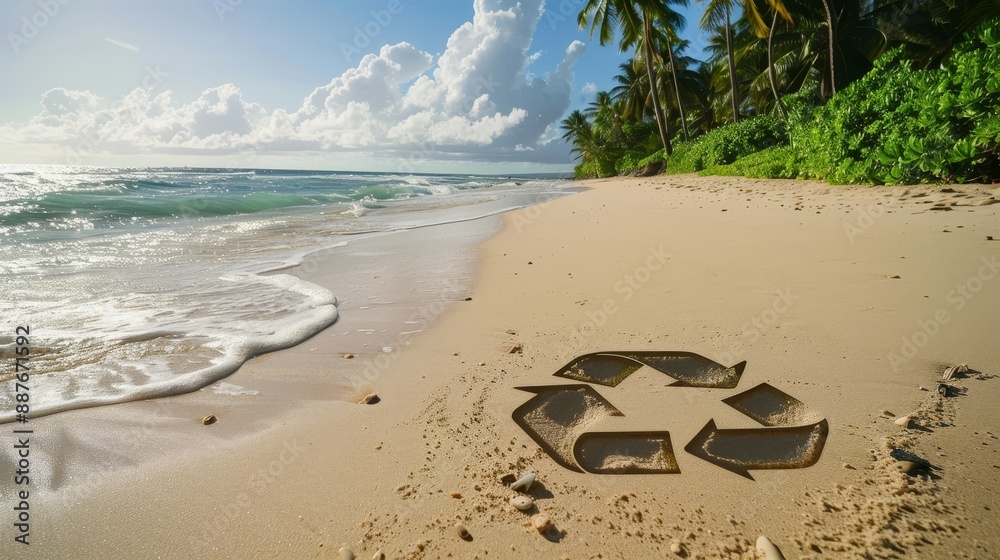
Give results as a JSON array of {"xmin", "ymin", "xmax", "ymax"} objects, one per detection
[{"xmin": 0, "ymin": 169, "xmax": 573, "ymax": 423}]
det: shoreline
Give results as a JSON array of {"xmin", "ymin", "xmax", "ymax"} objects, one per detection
[{"xmin": 22, "ymin": 174, "xmax": 1000, "ymax": 559}]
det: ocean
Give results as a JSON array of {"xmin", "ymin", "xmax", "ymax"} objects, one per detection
[{"xmin": 0, "ymin": 164, "xmax": 570, "ymax": 422}]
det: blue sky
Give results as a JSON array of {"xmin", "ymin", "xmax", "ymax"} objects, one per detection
[{"xmin": 0, "ymin": 0, "xmax": 712, "ymax": 173}]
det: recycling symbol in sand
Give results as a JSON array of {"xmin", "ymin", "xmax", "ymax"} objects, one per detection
[{"xmin": 512, "ymin": 352, "xmax": 829, "ymax": 479}]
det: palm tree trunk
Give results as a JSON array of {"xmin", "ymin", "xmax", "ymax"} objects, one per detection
[
  {"xmin": 821, "ymin": 0, "xmax": 837, "ymax": 97},
  {"xmin": 725, "ymin": 4, "xmax": 739, "ymax": 123},
  {"xmin": 768, "ymin": 11, "xmax": 788, "ymax": 120},
  {"xmin": 644, "ymin": 16, "xmax": 672, "ymax": 156},
  {"xmin": 667, "ymin": 37, "xmax": 690, "ymax": 141}
]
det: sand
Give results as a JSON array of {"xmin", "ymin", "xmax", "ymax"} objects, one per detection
[{"xmin": 20, "ymin": 174, "xmax": 1000, "ymax": 559}]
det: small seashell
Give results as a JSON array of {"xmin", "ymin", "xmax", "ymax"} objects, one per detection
[
  {"xmin": 510, "ymin": 495, "xmax": 533, "ymax": 511},
  {"xmin": 339, "ymin": 547, "xmax": 356, "ymax": 560},
  {"xmin": 919, "ymin": 386, "xmax": 928, "ymax": 391},
  {"xmin": 885, "ymin": 274, "xmax": 901, "ymax": 279},
  {"xmin": 508, "ymin": 344, "xmax": 523, "ymax": 354},
  {"xmin": 756, "ymin": 536, "xmax": 787, "ymax": 560},
  {"xmin": 943, "ymin": 363, "xmax": 969, "ymax": 380},
  {"xmin": 455, "ymin": 522, "xmax": 472, "ymax": 540},
  {"xmin": 201, "ymin": 415, "xmax": 217, "ymax": 425},
  {"xmin": 372, "ymin": 551, "xmax": 384, "ymax": 560},
  {"xmin": 531, "ymin": 514, "xmax": 551, "ymax": 533},
  {"xmin": 362, "ymin": 393, "xmax": 380, "ymax": 405},
  {"xmin": 510, "ymin": 472, "xmax": 535, "ymax": 492},
  {"xmin": 449, "ymin": 491, "xmax": 462, "ymax": 499},
  {"xmin": 343, "ymin": 353, "xmax": 354, "ymax": 359},
  {"xmin": 895, "ymin": 415, "xmax": 914, "ymax": 428},
  {"xmin": 669, "ymin": 541, "xmax": 683, "ymax": 555}
]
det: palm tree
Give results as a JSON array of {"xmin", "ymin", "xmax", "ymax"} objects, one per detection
[
  {"xmin": 819, "ymin": 0, "xmax": 837, "ymax": 96},
  {"xmin": 586, "ymin": 91, "xmax": 624, "ymax": 139},
  {"xmin": 579, "ymin": 0, "xmax": 686, "ymax": 155},
  {"xmin": 687, "ymin": 61, "xmax": 721, "ymax": 135},
  {"xmin": 647, "ymin": 19, "xmax": 693, "ymax": 140},
  {"xmin": 744, "ymin": 0, "xmax": 794, "ymax": 117},
  {"xmin": 560, "ymin": 110, "xmax": 598, "ymax": 162},
  {"xmin": 610, "ymin": 60, "xmax": 648, "ymax": 122},
  {"xmin": 699, "ymin": 0, "xmax": 741, "ymax": 122}
]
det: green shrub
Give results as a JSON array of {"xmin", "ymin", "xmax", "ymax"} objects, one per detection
[
  {"xmin": 574, "ymin": 157, "xmax": 618, "ymax": 179},
  {"xmin": 789, "ymin": 19, "xmax": 1000, "ymax": 184},
  {"xmin": 700, "ymin": 146, "xmax": 801, "ymax": 179},
  {"xmin": 875, "ymin": 21, "xmax": 1000, "ymax": 183},
  {"xmin": 664, "ymin": 116, "xmax": 789, "ymax": 174},
  {"xmin": 615, "ymin": 151, "xmax": 646, "ymax": 174},
  {"xmin": 574, "ymin": 160, "xmax": 598, "ymax": 179},
  {"xmin": 789, "ymin": 47, "xmax": 919, "ymax": 184}
]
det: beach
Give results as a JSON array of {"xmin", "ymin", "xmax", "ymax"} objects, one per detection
[{"xmin": 20, "ymin": 174, "xmax": 1000, "ymax": 559}]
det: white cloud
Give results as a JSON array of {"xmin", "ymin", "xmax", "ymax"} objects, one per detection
[
  {"xmin": 581, "ymin": 82, "xmax": 598, "ymax": 97},
  {"xmin": 1, "ymin": 0, "xmax": 584, "ymax": 165}
]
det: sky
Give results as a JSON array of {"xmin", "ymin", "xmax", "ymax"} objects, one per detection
[{"xmin": 0, "ymin": 0, "xmax": 711, "ymax": 174}]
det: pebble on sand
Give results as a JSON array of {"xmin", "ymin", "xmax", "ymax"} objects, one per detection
[
  {"xmin": 343, "ymin": 353, "xmax": 355, "ymax": 359},
  {"xmin": 756, "ymin": 536, "xmax": 787, "ymax": 560},
  {"xmin": 338, "ymin": 547, "xmax": 355, "ymax": 560},
  {"xmin": 895, "ymin": 415, "xmax": 915, "ymax": 429},
  {"xmin": 362, "ymin": 393, "xmax": 380, "ymax": 405},
  {"xmin": 372, "ymin": 551, "xmax": 384, "ymax": 560},
  {"xmin": 450, "ymin": 491, "xmax": 462, "ymax": 499},
  {"xmin": 455, "ymin": 523, "xmax": 472, "ymax": 541},
  {"xmin": 531, "ymin": 514, "xmax": 551, "ymax": 533},
  {"xmin": 508, "ymin": 344, "xmax": 523, "ymax": 354},
  {"xmin": 201, "ymin": 415, "xmax": 217, "ymax": 425},
  {"xmin": 510, "ymin": 495, "xmax": 533, "ymax": 511},
  {"xmin": 669, "ymin": 541, "xmax": 683, "ymax": 555}
]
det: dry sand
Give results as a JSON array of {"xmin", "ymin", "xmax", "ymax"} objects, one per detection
[{"xmin": 25, "ymin": 174, "xmax": 1000, "ymax": 559}]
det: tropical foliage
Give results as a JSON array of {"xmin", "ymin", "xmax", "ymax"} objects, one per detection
[{"xmin": 563, "ymin": 0, "xmax": 1000, "ymax": 184}]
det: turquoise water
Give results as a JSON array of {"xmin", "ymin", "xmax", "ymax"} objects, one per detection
[{"xmin": 0, "ymin": 165, "xmax": 567, "ymax": 421}]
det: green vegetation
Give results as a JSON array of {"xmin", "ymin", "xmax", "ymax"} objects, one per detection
[{"xmin": 563, "ymin": 0, "xmax": 1000, "ymax": 184}]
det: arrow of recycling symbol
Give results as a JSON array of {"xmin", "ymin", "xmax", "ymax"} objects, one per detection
[{"xmin": 513, "ymin": 353, "xmax": 829, "ymax": 477}]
